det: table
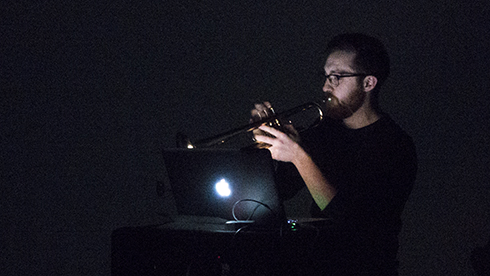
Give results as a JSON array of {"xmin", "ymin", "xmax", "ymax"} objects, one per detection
[{"xmin": 111, "ymin": 217, "xmax": 323, "ymax": 276}]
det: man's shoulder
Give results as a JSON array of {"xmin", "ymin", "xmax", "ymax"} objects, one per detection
[{"xmin": 373, "ymin": 114, "xmax": 413, "ymax": 142}]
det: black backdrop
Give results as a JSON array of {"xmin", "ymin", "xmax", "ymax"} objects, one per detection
[{"xmin": 2, "ymin": 0, "xmax": 490, "ymax": 275}]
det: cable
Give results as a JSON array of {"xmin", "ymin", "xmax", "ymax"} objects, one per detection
[
  {"xmin": 231, "ymin": 199, "xmax": 275, "ymax": 221},
  {"xmin": 246, "ymin": 204, "xmax": 262, "ymax": 221}
]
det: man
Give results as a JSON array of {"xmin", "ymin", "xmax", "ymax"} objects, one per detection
[{"xmin": 252, "ymin": 33, "xmax": 417, "ymax": 275}]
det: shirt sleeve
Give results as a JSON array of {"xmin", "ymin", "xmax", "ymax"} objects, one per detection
[{"xmin": 274, "ymin": 161, "xmax": 305, "ymax": 201}]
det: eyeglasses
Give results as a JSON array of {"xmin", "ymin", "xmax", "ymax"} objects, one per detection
[{"xmin": 324, "ymin": 73, "xmax": 367, "ymax": 87}]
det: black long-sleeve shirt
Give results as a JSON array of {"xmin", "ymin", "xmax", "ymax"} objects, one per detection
[{"xmin": 275, "ymin": 114, "xmax": 417, "ymax": 275}]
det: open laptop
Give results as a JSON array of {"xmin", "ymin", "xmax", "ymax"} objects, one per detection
[{"xmin": 162, "ymin": 148, "xmax": 287, "ymax": 229}]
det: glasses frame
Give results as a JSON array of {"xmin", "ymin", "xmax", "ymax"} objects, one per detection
[{"xmin": 324, "ymin": 73, "xmax": 367, "ymax": 87}]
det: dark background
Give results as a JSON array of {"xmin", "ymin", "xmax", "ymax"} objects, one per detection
[{"xmin": 2, "ymin": 0, "xmax": 489, "ymax": 275}]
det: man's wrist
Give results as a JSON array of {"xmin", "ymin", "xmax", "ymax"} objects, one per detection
[{"xmin": 292, "ymin": 145, "xmax": 310, "ymax": 166}]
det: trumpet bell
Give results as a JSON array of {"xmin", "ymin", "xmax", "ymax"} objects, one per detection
[{"xmin": 176, "ymin": 132, "xmax": 194, "ymax": 149}]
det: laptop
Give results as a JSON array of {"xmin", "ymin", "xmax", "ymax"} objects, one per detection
[{"xmin": 162, "ymin": 148, "xmax": 286, "ymax": 229}]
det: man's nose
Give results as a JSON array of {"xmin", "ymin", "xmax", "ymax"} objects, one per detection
[{"xmin": 323, "ymin": 79, "xmax": 333, "ymax": 92}]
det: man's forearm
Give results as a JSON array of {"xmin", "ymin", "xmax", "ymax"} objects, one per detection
[{"xmin": 292, "ymin": 150, "xmax": 337, "ymax": 211}]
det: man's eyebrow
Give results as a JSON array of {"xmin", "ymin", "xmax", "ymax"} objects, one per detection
[{"xmin": 324, "ymin": 70, "xmax": 350, "ymax": 75}]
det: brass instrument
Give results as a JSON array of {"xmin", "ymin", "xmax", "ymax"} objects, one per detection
[{"xmin": 177, "ymin": 101, "xmax": 325, "ymax": 149}]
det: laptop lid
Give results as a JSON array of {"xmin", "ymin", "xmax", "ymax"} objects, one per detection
[{"xmin": 162, "ymin": 148, "xmax": 285, "ymax": 226}]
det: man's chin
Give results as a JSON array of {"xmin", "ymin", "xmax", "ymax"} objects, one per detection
[
  {"xmin": 324, "ymin": 101, "xmax": 353, "ymax": 119},
  {"xmin": 324, "ymin": 92, "xmax": 362, "ymax": 120},
  {"xmin": 324, "ymin": 94, "xmax": 348, "ymax": 119},
  {"xmin": 325, "ymin": 109, "xmax": 352, "ymax": 120}
]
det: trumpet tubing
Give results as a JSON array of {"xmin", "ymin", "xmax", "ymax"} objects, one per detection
[{"xmin": 177, "ymin": 101, "xmax": 324, "ymax": 149}]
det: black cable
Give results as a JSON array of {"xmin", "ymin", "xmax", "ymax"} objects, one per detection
[{"xmin": 231, "ymin": 199, "xmax": 275, "ymax": 221}]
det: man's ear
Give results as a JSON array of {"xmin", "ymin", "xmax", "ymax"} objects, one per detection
[{"xmin": 363, "ymin": 76, "xmax": 378, "ymax": 92}]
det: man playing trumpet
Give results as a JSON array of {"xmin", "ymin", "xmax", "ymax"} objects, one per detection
[{"xmin": 252, "ymin": 33, "xmax": 417, "ymax": 276}]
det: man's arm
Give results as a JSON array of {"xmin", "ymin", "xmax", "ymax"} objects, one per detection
[{"xmin": 255, "ymin": 125, "xmax": 336, "ymax": 210}]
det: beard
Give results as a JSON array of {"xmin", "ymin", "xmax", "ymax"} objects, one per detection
[{"xmin": 324, "ymin": 86, "xmax": 366, "ymax": 120}]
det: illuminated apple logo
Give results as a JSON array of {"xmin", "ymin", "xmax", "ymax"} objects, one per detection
[{"xmin": 215, "ymin": 179, "xmax": 231, "ymax": 197}]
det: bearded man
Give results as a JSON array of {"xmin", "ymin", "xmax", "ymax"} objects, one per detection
[{"xmin": 252, "ymin": 33, "xmax": 417, "ymax": 276}]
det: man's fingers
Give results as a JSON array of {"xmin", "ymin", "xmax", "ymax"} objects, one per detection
[
  {"xmin": 258, "ymin": 125, "xmax": 286, "ymax": 138},
  {"xmin": 254, "ymin": 134, "xmax": 275, "ymax": 145}
]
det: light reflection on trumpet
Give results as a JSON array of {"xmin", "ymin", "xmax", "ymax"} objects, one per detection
[{"xmin": 176, "ymin": 101, "xmax": 326, "ymax": 149}]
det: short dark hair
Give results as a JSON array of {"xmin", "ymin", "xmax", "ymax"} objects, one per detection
[{"xmin": 325, "ymin": 33, "xmax": 390, "ymax": 89}]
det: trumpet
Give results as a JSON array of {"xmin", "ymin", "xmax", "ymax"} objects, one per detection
[{"xmin": 177, "ymin": 101, "xmax": 325, "ymax": 149}]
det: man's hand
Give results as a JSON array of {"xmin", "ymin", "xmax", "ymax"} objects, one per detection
[
  {"xmin": 251, "ymin": 102, "xmax": 336, "ymax": 210},
  {"xmin": 254, "ymin": 124, "xmax": 302, "ymax": 163},
  {"xmin": 250, "ymin": 101, "xmax": 300, "ymax": 149}
]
